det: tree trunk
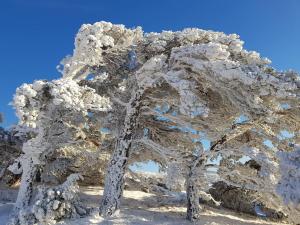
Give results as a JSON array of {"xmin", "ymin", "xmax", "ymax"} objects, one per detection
[
  {"xmin": 99, "ymin": 88, "xmax": 144, "ymax": 217},
  {"xmin": 9, "ymin": 157, "xmax": 36, "ymax": 225},
  {"xmin": 186, "ymin": 122, "xmax": 253, "ymax": 221},
  {"xmin": 186, "ymin": 163, "xmax": 203, "ymax": 221}
]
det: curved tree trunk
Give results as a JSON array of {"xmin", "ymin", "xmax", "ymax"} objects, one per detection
[
  {"xmin": 9, "ymin": 157, "xmax": 36, "ymax": 225},
  {"xmin": 8, "ymin": 131, "xmax": 47, "ymax": 225},
  {"xmin": 99, "ymin": 88, "xmax": 144, "ymax": 217}
]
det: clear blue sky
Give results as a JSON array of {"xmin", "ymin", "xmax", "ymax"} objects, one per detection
[{"xmin": 1, "ymin": 0, "xmax": 300, "ymax": 128}]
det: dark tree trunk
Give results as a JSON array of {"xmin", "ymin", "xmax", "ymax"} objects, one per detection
[
  {"xmin": 99, "ymin": 88, "xmax": 144, "ymax": 217},
  {"xmin": 186, "ymin": 121, "xmax": 250, "ymax": 221}
]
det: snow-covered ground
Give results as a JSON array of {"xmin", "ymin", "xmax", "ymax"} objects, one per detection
[{"xmin": 0, "ymin": 186, "xmax": 289, "ymax": 225}]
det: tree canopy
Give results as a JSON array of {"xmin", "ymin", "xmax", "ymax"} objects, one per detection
[{"xmin": 8, "ymin": 22, "xmax": 300, "ymax": 225}]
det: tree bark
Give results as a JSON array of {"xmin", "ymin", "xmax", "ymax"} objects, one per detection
[
  {"xmin": 186, "ymin": 162, "xmax": 203, "ymax": 221},
  {"xmin": 9, "ymin": 157, "xmax": 36, "ymax": 225},
  {"xmin": 99, "ymin": 88, "xmax": 144, "ymax": 217},
  {"xmin": 186, "ymin": 122, "xmax": 255, "ymax": 221}
]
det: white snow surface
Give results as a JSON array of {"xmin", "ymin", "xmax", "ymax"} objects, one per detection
[{"xmin": 0, "ymin": 186, "xmax": 290, "ymax": 225}]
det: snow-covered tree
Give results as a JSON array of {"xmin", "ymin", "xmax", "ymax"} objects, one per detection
[
  {"xmin": 10, "ymin": 21, "xmax": 300, "ymax": 223},
  {"xmin": 9, "ymin": 79, "xmax": 110, "ymax": 224},
  {"xmin": 277, "ymin": 144, "xmax": 300, "ymax": 205}
]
